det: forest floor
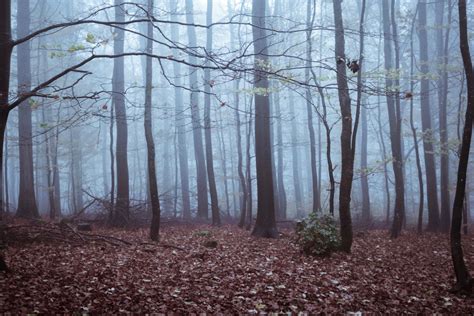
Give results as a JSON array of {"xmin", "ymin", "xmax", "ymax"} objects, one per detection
[{"xmin": 1, "ymin": 222, "xmax": 473, "ymax": 314}]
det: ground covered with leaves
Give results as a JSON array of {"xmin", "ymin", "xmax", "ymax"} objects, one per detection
[{"xmin": 1, "ymin": 223, "xmax": 473, "ymax": 313}]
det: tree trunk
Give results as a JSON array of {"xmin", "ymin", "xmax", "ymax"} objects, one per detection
[
  {"xmin": 185, "ymin": 0, "xmax": 208, "ymax": 220},
  {"xmin": 437, "ymin": 0, "xmax": 451, "ymax": 233},
  {"xmin": 204, "ymin": 0, "xmax": 220, "ymax": 226},
  {"xmin": 236, "ymin": 81, "xmax": 247, "ymax": 228},
  {"xmin": 382, "ymin": 0, "xmax": 405, "ymax": 238},
  {"xmin": 245, "ymin": 98, "xmax": 253, "ymax": 230},
  {"xmin": 250, "ymin": 0, "xmax": 277, "ymax": 238},
  {"xmin": 333, "ymin": 0, "xmax": 353, "ymax": 252},
  {"xmin": 112, "ymin": 0, "xmax": 129, "ymax": 226},
  {"xmin": 16, "ymin": 0, "xmax": 39, "ymax": 219},
  {"xmin": 275, "ymin": 92, "xmax": 286, "ymax": 220},
  {"xmin": 145, "ymin": 0, "xmax": 161, "ymax": 241},
  {"xmin": 170, "ymin": 0, "xmax": 191, "ymax": 220},
  {"xmin": 409, "ymin": 4, "xmax": 424, "ymax": 234},
  {"xmin": 356, "ymin": 0, "xmax": 369, "ymax": 225},
  {"xmin": 0, "ymin": 0, "xmax": 11, "ymax": 217},
  {"xmin": 305, "ymin": 0, "xmax": 320, "ymax": 214},
  {"xmin": 418, "ymin": 0, "xmax": 440, "ymax": 232},
  {"xmin": 289, "ymin": 92, "xmax": 303, "ymax": 218},
  {"xmin": 449, "ymin": 0, "xmax": 473, "ymax": 295}
]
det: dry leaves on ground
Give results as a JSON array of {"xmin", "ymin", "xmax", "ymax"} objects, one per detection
[{"xmin": 0, "ymin": 224, "xmax": 473, "ymax": 313}]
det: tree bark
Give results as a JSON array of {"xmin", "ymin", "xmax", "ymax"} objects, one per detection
[
  {"xmin": 357, "ymin": 0, "xmax": 370, "ymax": 224},
  {"xmin": 170, "ymin": 0, "xmax": 191, "ymax": 220},
  {"xmin": 305, "ymin": 0, "xmax": 320, "ymax": 214},
  {"xmin": 418, "ymin": 0, "xmax": 440, "ymax": 232},
  {"xmin": 204, "ymin": 0, "xmax": 220, "ymax": 226},
  {"xmin": 145, "ymin": 0, "xmax": 161, "ymax": 241},
  {"xmin": 436, "ymin": 0, "xmax": 451, "ymax": 233},
  {"xmin": 250, "ymin": 0, "xmax": 278, "ymax": 236},
  {"xmin": 185, "ymin": 0, "xmax": 208, "ymax": 220},
  {"xmin": 16, "ymin": 0, "xmax": 39, "ymax": 219},
  {"xmin": 333, "ymin": 0, "xmax": 353, "ymax": 252},
  {"xmin": 289, "ymin": 92, "xmax": 303, "ymax": 218},
  {"xmin": 449, "ymin": 0, "xmax": 473, "ymax": 295},
  {"xmin": 382, "ymin": 0, "xmax": 405, "ymax": 238},
  {"xmin": 112, "ymin": 0, "xmax": 130, "ymax": 226}
]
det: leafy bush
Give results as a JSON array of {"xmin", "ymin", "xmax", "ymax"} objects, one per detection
[{"xmin": 295, "ymin": 213, "xmax": 341, "ymax": 257}]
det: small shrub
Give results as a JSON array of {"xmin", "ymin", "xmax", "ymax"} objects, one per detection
[{"xmin": 295, "ymin": 212, "xmax": 341, "ymax": 257}]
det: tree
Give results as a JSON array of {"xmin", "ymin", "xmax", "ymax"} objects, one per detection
[
  {"xmin": 169, "ymin": 0, "xmax": 191, "ymax": 220},
  {"xmin": 289, "ymin": 91, "xmax": 303, "ymax": 218},
  {"xmin": 333, "ymin": 0, "xmax": 354, "ymax": 252},
  {"xmin": 144, "ymin": 0, "xmax": 161, "ymax": 241},
  {"xmin": 356, "ymin": 0, "xmax": 369, "ymax": 224},
  {"xmin": 185, "ymin": 0, "xmax": 208, "ymax": 220},
  {"xmin": 382, "ymin": 0, "xmax": 405, "ymax": 238},
  {"xmin": 436, "ymin": 0, "xmax": 451, "ymax": 233},
  {"xmin": 418, "ymin": 0, "xmax": 440, "ymax": 232},
  {"xmin": 251, "ymin": 0, "xmax": 278, "ymax": 238},
  {"xmin": 409, "ymin": 4, "xmax": 424, "ymax": 234},
  {"xmin": 305, "ymin": 0, "xmax": 320, "ymax": 214},
  {"xmin": 449, "ymin": 0, "xmax": 473, "ymax": 295},
  {"xmin": 112, "ymin": 0, "xmax": 130, "ymax": 226},
  {"xmin": 16, "ymin": 0, "xmax": 39, "ymax": 219},
  {"xmin": 204, "ymin": 0, "xmax": 220, "ymax": 226}
]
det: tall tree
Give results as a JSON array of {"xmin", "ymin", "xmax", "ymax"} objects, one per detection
[
  {"xmin": 333, "ymin": 0, "xmax": 353, "ymax": 252},
  {"xmin": 409, "ymin": 4, "xmax": 424, "ymax": 234},
  {"xmin": 170, "ymin": 0, "xmax": 191, "ymax": 220},
  {"xmin": 382, "ymin": 0, "xmax": 405, "ymax": 238},
  {"xmin": 436, "ymin": 0, "xmax": 451, "ymax": 233},
  {"xmin": 227, "ymin": 0, "xmax": 247, "ymax": 226},
  {"xmin": 16, "ymin": 0, "xmax": 39, "ymax": 218},
  {"xmin": 356, "ymin": 0, "xmax": 369, "ymax": 224},
  {"xmin": 289, "ymin": 92, "xmax": 303, "ymax": 218},
  {"xmin": 185, "ymin": 0, "xmax": 208, "ymax": 219},
  {"xmin": 251, "ymin": 0, "xmax": 277, "ymax": 238},
  {"xmin": 112, "ymin": 0, "xmax": 130, "ymax": 226},
  {"xmin": 418, "ymin": 0, "xmax": 440, "ymax": 232},
  {"xmin": 144, "ymin": 0, "xmax": 161, "ymax": 241},
  {"xmin": 204, "ymin": 0, "xmax": 220, "ymax": 226},
  {"xmin": 305, "ymin": 0, "xmax": 320, "ymax": 213},
  {"xmin": 450, "ymin": 0, "xmax": 473, "ymax": 294}
]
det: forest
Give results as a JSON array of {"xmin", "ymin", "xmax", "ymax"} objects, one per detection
[{"xmin": 0, "ymin": 0, "xmax": 473, "ymax": 313}]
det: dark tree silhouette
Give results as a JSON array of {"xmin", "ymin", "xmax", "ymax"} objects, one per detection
[
  {"xmin": 449, "ymin": 0, "xmax": 473, "ymax": 295},
  {"xmin": 251, "ymin": 0, "xmax": 278, "ymax": 238}
]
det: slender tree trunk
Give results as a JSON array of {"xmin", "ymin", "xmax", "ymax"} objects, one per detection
[
  {"xmin": 112, "ymin": 0, "xmax": 129, "ymax": 226},
  {"xmin": 356, "ymin": 0, "xmax": 369, "ymax": 224},
  {"xmin": 305, "ymin": 0, "xmax": 320, "ymax": 214},
  {"xmin": 204, "ymin": 0, "xmax": 220, "ymax": 226},
  {"xmin": 245, "ymin": 98, "xmax": 253, "ymax": 230},
  {"xmin": 109, "ymin": 100, "xmax": 115, "ymax": 223},
  {"xmin": 218, "ymin": 115, "xmax": 230, "ymax": 216},
  {"xmin": 390, "ymin": 0, "xmax": 405, "ymax": 237},
  {"xmin": 333, "ymin": 0, "xmax": 353, "ymax": 252},
  {"xmin": 418, "ymin": 0, "xmax": 440, "ymax": 232},
  {"xmin": 382, "ymin": 0, "xmax": 405, "ymax": 238},
  {"xmin": 275, "ymin": 92, "xmax": 286, "ymax": 220},
  {"xmin": 437, "ymin": 0, "xmax": 451, "ymax": 233},
  {"xmin": 289, "ymin": 92, "xmax": 303, "ymax": 218},
  {"xmin": 237, "ymin": 81, "xmax": 248, "ymax": 228},
  {"xmin": 450, "ymin": 0, "xmax": 473, "ymax": 294},
  {"xmin": 409, "ymin": 4, "xmax": 424, "ymax": 234},
  {"xmin": 185, "ymin": 0, "xmax": 208, "ymax": 220},
  {"xmin": 144, "ymin": 0, "xmax": 161, "ymax": 241},
  {"xmin": 170, "ymin": 0, "xmax": 190, "ymax": 220}
]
